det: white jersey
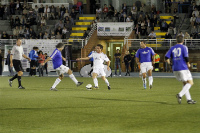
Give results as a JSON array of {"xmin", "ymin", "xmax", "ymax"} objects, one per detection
[
  {"xmin": 88, "ymin": 52, "xmax": 109, "ymax": 68},
  {"xmin": 11, "ymin": 45, "xmax": 24, "ymax": 60}
]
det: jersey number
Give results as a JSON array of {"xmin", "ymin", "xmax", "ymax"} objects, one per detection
[{"xmin": 172, "ymin": 48, "xmax": 181, "ymax": 57}]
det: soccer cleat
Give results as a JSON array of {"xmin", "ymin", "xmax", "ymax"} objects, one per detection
[
  {"xmin": 143, "ymin": 84, "xmax": 146, "ymax": 89},
  {"xmin": 91, "ymin": 86, "xmax": 99, "ymax": 90},
  {"xmin": 8, "ymin": 79, "xmax": 12, "ymax": 87},
  {"xmin": 18, "ymin": 86, "xmax": 25, "ymax": 89},
  {"xmin": 50, "ymin": 87, "xmax": 58, "ymax": 91},
  {"xmin": 108, "ymin": 86, "xmax": 111, "ymax": 90},
  {"xmin": 149, "ymin": 85, "xmax": 152, "ymax": 89},
  {"xmin": 187, "ymin": 100, "xmax": 197, "ymax": 104},
  {"xmin": 119, "ymin": 75, "xmax": 121, "ymax": 77},
  {"xmin": 77, "ymin": 82, "xmax": 83, "ymax": 87},
  {"xmin": 176, "ymin": 94, "xmax": 182, "ymax": 104}
]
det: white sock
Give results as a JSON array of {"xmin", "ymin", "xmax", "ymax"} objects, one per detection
[
  {"xmin": 69, "ymin": 74, "xmax": 78, "ymax": 85},
  {"xmin": 105, "ymin": 79, "xmax": 110, "ymax": 86},
  {"xmin": 52, "ymin": 78, "xmax": 61, "ymax": 88},
  {"xmin": 179, "ymin": 83, "xmax": 192, "ymax": 97},
  {"xmin": 93, "ymin": 78, "xmax": 98, "ymax": 87},
  {"xmin": 142, "ymin": 77, "xmax": 146, "ymax": 85},
  {"xmin": 149, "ymin": 76, "xmax": 153, "ymax": 86},
  {"xmin": 185, "ymin": 91, "xmax": 192, "ymax": 101}
]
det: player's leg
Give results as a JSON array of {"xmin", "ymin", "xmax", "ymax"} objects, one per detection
[
  {"xmin": 141, "ymin": 63, "xmax": 147, "ymax": 89},
  {"xmin": 67, "ymin": 68, "xmax": 83, "ymax": 86},
  {"xmin": 147, "ymin": 69, "xmax": 153, "ymax": 89},
  {"xmin": 17, "ymin": 70, "xmax": 24, "ymax": 89},
  {"xmin": 51, "ymin": 74, "xmax": 64, "ymax": 91},
  {"xmin": 102, "ymin": 76, "xmax": 111, "ymax": 90},
  {"xmin": 92, "ymin": 72, "xmax": 99, "ymax": 89}
]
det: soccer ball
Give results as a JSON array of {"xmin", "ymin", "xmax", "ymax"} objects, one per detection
[{"xmin": 86, "ymin": 84, "xmax": 92, "ymax": 90}]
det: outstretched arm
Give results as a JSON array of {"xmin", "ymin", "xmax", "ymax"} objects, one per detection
[
  {"xmin": 106, "ymin": 61, "xmax": 110, "ymax": 71},
  {"xmin": 76, "ymin": 57, "xmax": 90, "ymax": 60},
  {"xmin": 22, "ymin": 54, "xmax": 31, "ymax": 61},
  {"xmin": 152, "ymin": 55, "xmax": 155, "ymax": 64},
  {"xmin": 41, "ymin": 57, "xmax": 51, "ymax": 66}
]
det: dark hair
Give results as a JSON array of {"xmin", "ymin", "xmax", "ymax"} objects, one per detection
[
  {"xmin": 56, "ymin": 43, "xmax": 64, "ymax": 48},
  {"xmin": 140, "ymin": 40, "xmax": 146, "ymax": 44},
  {"xmin": 39, "ymin": 50, "xmax": 43, "ymax": 54},
  {"xmin": 97, "ymin": 44, "xmax": 103, "ymax": 50},
  {"xmin": 33, "ymin": 47, "xmax": 38, "ymax": 50},
  {"xmin": 176, "ymin": 35, "xmax": 184, "ymax": 43}
]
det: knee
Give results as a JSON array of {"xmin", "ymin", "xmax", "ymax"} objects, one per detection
[
  {"xmin": 67, "ymin": 69, "xmax": 72, "ymax": 75},
  {"xmin": 59, "ymin": 74, "xmax": 64, "ymax": 80},
  {"xmin": 18, "ymin": 71, "xmax": 23, "ymax": 76},
  {"xmin": 102, "ymin": 76, "xmax": 106, "ymax": 81}
]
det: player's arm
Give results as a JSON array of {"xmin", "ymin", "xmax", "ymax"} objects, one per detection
[
  {"xmin": 185, "ymin": 57, "xmax": 190, "ymax": 68},
  {"xmin": 62, "ymin": 56, "xmax": 66, "ymax": 61},
  {"xmin": 22, "ymin": 54, "xmax": 31, "ymax": 61},
  {"xmin": 152, "ymin": 54, "xmax": 155, "ymax": 64},
  {"xmin": 106, "ymin": 60, "xmax": 110, "ymax": 71},
  {"xmin": 136, "ymin": 57, "xmax": 140, "ymax": 66},
  {"xmin": 76, "ymin": 57, "xmax": 91, "ymax": 60},
  {"xmin": 41, "ymin": 57, "xmax": 52, "ymax": 66},
  {"xmin": 10, "ymin": 54, "xmax": 13, "ymax": 67}
]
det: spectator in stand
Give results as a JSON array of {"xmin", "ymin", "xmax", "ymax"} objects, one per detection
[
  {"xmin": 13, "ymin": 26, "xmax": 20, "ymax": 38},
  {"xmin": 43, "ymin": 32, "xmax": 49, "ymax": 39},
  {"xmin": 184, "ymin": 32, "xmax": 190, "ymax": 39},
  {"xmin": 55, "ymin": 26, "xmax": 62, "ymax": 35},
  {"xmin": 141, "ymin": 20, "xmax": 146, "ymax": 35},
  {"xmin": 10, "ymin": 0, "xmax": 15, "ymax": 15},
  {"xmin": 146, "ymin": 19, "xmax": 153, "ymax": 35},
  {"xmin": 45, "ymin": 26, "xmax": 51, "ymax": 35},
  {"xmin": 0, "ymin": 5, "xmax": 4, "ymax": 20},
  {"xmin": 2, "ymin": 31, "xmax": 9, "ymax": 39},
  {"xmin": 192, "ymin": 8, "xmax": 199, "ymax": 17},
  {"xmin": 38, "ymin": 32, "xmax": 43, "ymax": 39},
  {"xmin": 34, "ymin": 5, "xmax": 39, "ymax": 15},
  {"xmin": 173, "ymin": 8, "xmax": 179, "ymax": 25},
  {"xmin": 77, "ymin": 1, "xmax": 83, "ymax": 14},
  {"xmin": 140, "ymin": 3, "xmax": 146, "ymax": 14},
  {"xmin": 134, "ymin": 24, "xmax": 141, "ymax": 39},
  {"xmin": 191, "ymin": 25, "xmax": 198, "ymax": 39},
  {"xmin": 55, "ymin": 6, "xmax": 60, "ymax": 19},
  {"xmin": 148, "ymin": 30, "xmax": 156, "ymax": 39},
  {"xmin": 113, "ymin": 9, "xmax": 119, "ymax": 22},
  {"xmin": 126, "ymin": 15, "xmax": 131, "ymax": 22},
  {"xmin": 40, "ymin": 16, "xmax": 46, "ymax": 27},
  {"xmin": 63, "ymin": 10, "xmax": 69, "ymax": 18},
  {"xmin": 70, "ymin": 9, "xmax": 76, "ymax": 25},
  {"xmin": 151, "ymin": 14, "xmax": 158, "ymax": 27},
  {"xmin": 55, "ymin": 32, "xmax": 61, "ymax": 39},
  {"xmin": 24, "ymin": 27, "xmax": 30, "ymax": 39},
  {"xmin": 15, "ymin": 1, "xmax": 22, "ymax": 14},
  {"xmin": 60, "ymin": 5, "xmax": 66, "ymax": 19},
  {"xmin": 20, "ymin": 15, "xmax": 27, "ymax": 27},
  {"xmin": 22, "ymin": 7, "xmax": 29, "ymax": 16},
  {"xmin": 50, "ymin": 31, "xmax": 56, "ymax": 39},
  {"xmin": 122, "ymin": 3, "xmax": 127, "ymax": 14},
  {"xmin": 138, "ymin": 14, "xmax": 144, "ymax": 23},
  {"xmin": 55, "ymin": 20, "xmax": 64, "ymax": 29},
  {"xmin": 29, "ymin": 15, "xmax": 36, "ymax": 26},
  {"xmin": 15, "ymin": 16, "xmax": 21, "ymax": 26},
  {"xmin": 168, "ymin": 20, "xmax": 176, "ymax": 35},
  {"xmin": 196, "ymin": 15, "xmax": 200, "ymax": 25},
  {"xmin": 19, "ymin": 26, "xmax": 24, "ymax": 37},
  {"xmin": 190, "ymin": 14, "xmax": 196, "ymax": 26},
  {"xmin": 103, "ymin": 4, "xmax": 108, "ymax": 15},
  {"xmin": 62, "ymin": 27, "xmax": 68, "ymax": 39},
  {"xmin": 29, "ymin": 28, "xmax": 36, "ymax": 39},
  {"xmin": 106, "ymin": 4, "xmax": 114, "ymax": 19},
  {"xmin": 131, "ymin": 3, "xmax": 137, "ymax": 16},
  {"xmin": 165, "ymin": 31, "xmax": 172, "ymax": 39},
  {"xmin": 10, "ymin": 15, "xmax": 15, "ymax": 29},
  {"xmin": 96, "ymin": 6, "xmax": 102, "ymax": 18},
  {"xmin": 4, "ymin": 5, "xmax": 10, "ymax": 20},
  {"xmin": 44, "ymin": 5, "xmax": 50, "ymax": 19},
  {"xmin": 50, "ymin": 5, "xmax": 56, "ymax": 20},
  {"xmin": 64, "ymin": 16, "xmax": 70, "ymax": 27},
  {"xmin": 151, "ymin": 4, "xmax": 156, "ymax": 14},
  {"xmin": 161, "ymin": 20, "xmax": 168, "ymax": 32},
  {"xmin": 38, "ymin": 4, "xmax": 44, "ymax": 18}
]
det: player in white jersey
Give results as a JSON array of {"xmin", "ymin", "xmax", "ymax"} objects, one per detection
[{"xmin": 77, "ymin": 44, "xmax": 111, "ymax": 90}]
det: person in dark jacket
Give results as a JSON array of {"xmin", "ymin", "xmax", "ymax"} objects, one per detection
[
  {"xmin": 123, "ymin": 50, "xmax": 131, "ymax": 76},
  {"xmin": 5, "ymin": 50, "xmax": 14, "ymax": 76},
  {"xmin": 0, "ymin": 49, "xmax": 3, "ymax": 75}
]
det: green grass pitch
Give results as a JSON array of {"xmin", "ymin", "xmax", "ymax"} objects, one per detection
[{"xmin": 0, "ymin": 76, "xmax": 200, "ymax": 133}]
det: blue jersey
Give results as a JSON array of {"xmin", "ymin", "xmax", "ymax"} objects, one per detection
[
  {"xmin": 29, "ymin": 50, "xmax": 38, "ymax": 60},
  {"xmin": 135, "ymin": 47, "xmax": 155, "ymax": 63},
  {"xmin": 165, "ymin": 44, "xmax": 188, "ymax": 71},
  {"xmin": 88, "ymin": 51, "xmax": 94, "ymax": 61},
  {"xmin": 50, "ymin": 49, "xmax": 62, "ymax": 69}
]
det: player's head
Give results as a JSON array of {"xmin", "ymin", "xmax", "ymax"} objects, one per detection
[
  {"xmin": 56, "ymin": 43, "xmax": 65, "ymax": 51},
  {"xmin": 39, "ymin": 50, "xmax": 43, "ymax": 55},
  {"xmin": 176, "ymin": 35, "xmax": 184, "ymax": 44},
  {"xmin": 140, "ymin": 40, "xmax": 146, "ymax": 48},
  {"xmin": 33, "ymin": 47, "xmax": 39, "ymax": 51},
  {"xmin": 16, "ymin": 38, "xmax": 22, "ymax": 46},
  {"xmin": 96, "ymin": 44, "xmax": 103, "ymax": 53}
]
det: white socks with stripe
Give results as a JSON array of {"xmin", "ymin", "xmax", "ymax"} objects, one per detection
[
  {"xmin": 69, "ymin": 74, "xmax": 78, "ymax": 85},
  {"xmin": 52, "ymin": 78, "xmax": 61, "ymax": 88},
  {"xmin": 93, "ymin": 78, "xmax": 98, "ymax": 87},
  {"xmin": 179, "ymin": 83, "xmax": 192, "ymax": 100},
  {"xmin": 105, "ymin": 79, "xmax": 110, "ymax": 86},
  {"xmin": 149, "ymin": 76, "xmax": 153, "ymax": 86}
]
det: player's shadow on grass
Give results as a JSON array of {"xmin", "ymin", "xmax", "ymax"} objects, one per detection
[{"xmin": 77, "ymin": 97, "xmax": 176, "ymax": 105}]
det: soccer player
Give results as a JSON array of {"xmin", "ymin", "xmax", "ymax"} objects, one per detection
[
  {"xmin": 135, "ymin": 40, "xmax": 155, "ymax": 89},
  {"xmin": 76, "ymin": 44, "xmax": 111, "ymax": 90},
  {"xmin": 41, "ymin": 43, "xmax": 83, "ymax": 91},
  {"xmin": 165, "ymin": 35, "xmax": 196, "ymax": 104},
  {"xmin": 29, "ymin": 47, "xmax": 39, "ymax": 76},
  {"xmin": 9, "ymin": 39, "xmax": 31, "ymax": 89}
]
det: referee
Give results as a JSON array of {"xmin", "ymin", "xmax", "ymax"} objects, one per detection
[{"xmin": 9, "ymin": 38, "xmax": 31, "ymax": 89}]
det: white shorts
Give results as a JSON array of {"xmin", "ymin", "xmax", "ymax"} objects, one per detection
[
  {"xmin": 140, "ymin": 62, "xmax": 153, "ymax": 74},
  {"xmin": 173, "ymin": 70, "xmax": 193, "ymax": 82},
  {"xmin": 56, "ymin": 65, "xmax": 69, "ymax": 75},
  {"xmin": 93, "ymin": 67, "xmax": 106, "ymax": 76}
]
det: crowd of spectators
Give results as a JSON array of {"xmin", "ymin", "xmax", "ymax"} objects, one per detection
[{"xmin": 0, "ymin": 0, "xmax": 84, "ymax": 39}]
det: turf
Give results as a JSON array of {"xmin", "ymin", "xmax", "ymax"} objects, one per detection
[{"xmin": 0, "ymin": 76, "xmax": 200, "ymax": 133}]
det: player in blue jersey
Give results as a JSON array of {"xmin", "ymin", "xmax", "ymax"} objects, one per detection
[
  {"xmin": 41, "ymin": 43, "xmax": 83, "ymax": 91},
  {"xmin": 165, "ymin": 35, "xmax": 196, "ymax": 104},
  {"xmin": 135, "ymin": 40, "xmax": 155, "ymax": 89},
  {"xmin": 29, "ymin": 47, "xmax": 39, "ymax": 76}
]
